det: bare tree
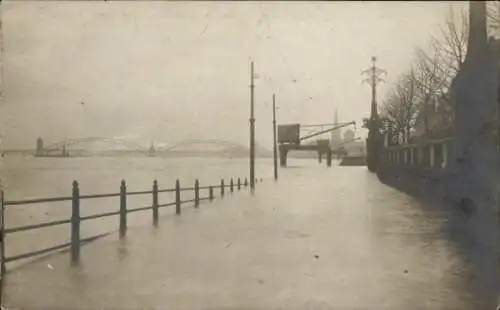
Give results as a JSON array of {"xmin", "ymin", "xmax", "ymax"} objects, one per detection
[
  {"xmin": 382, "ymin": 70, "xmax": 419, "ymax": 144},
  {"xmin": 408, "ymin": 6, "xmax": 469, "ymax": 140},
  {"xmin": 414, "ymin": 50, "xmax": 442, "ymax": 136},
  {"xmin": 427, "ymin": 7, "xmax": 468, "ymax": 98},
  {"xmin": 382, "ymin": 3, "xmax": 497, "ymax": 145},
  {"xmin": 486, "ymin": 1, "xmax": 500, "ymax": 37}
]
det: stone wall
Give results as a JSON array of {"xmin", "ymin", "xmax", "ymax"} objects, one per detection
[{"xmin": 375, "ymin": 137, "xmax": 500, "ymax": 234}]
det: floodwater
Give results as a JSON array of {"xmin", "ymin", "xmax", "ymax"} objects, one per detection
[
  {"xmin": 2, "ymin": 155, "xmax": 500, "ymax": 309},
  {"xmin": 0, "ymin": 155, "xmax": 275, "ymax": 267}
]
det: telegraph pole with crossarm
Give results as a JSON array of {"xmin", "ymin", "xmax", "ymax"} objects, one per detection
[
  {"xmin": 249, "ymin": 61, "xmax": 256, "ymax": 190},
  {"xmin": 362, "ymin": 56, "xmax": 386, "ymax": 172}
]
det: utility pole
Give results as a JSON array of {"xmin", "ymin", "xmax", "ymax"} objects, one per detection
[
  {"xmin": 362, "ymin": 56, "xmax": 386, "ymax": 172},
  {"xmin": 249, "ymin": 61, "xmax": 256, "ymax": 190},
  {"xmin": 272, "ymin": 94, "xmax": 278, "ymax": 181},
  {"xmin": 0, "ymin": 1, "xmax": 3, "ymax": 105}
]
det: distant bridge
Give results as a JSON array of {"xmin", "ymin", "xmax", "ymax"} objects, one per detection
[
  {"xmin": 39, "ymin": 137, "xmax": 269, "ymax": 155},
  {"xmin": 42, "ymin": 137, "xmax": 147, "ymax": 153},
  {"xmin": 162, "ymin": 139, "xmax": 251, "ymax": 153}
]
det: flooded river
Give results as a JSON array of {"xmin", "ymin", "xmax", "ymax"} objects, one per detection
[
  {"xmin": 1, "ymin": 155, "xmax": 500, "ymax": 309},
  {"xmin": 0, "ymin": 155, "xmax": 276, "ymax": 267}
]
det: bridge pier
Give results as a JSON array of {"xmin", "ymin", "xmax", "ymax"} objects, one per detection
[
  {"xmin": 279, "ymin": 145, "xmax": 288, "ymax": 167},
  {"xmin": 279, "ymin": 143, "xmax": 336, "ymax": 168},
  {"xmin": 36, "ymin": 138, "xmax": 44, "ymax": 156},
  {"xmin": 317, "ymin": 150, "xmax": 332, "ymax": 167}
]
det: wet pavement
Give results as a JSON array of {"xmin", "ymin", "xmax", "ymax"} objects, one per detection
[{"xmin": 3, "ymin": 166, "xmax": 500, "ymax": 309}]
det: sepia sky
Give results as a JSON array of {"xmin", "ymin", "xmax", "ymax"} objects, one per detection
[{"xmin": 1, "ymin": 1, "xmax": 466, "ymax": 149}]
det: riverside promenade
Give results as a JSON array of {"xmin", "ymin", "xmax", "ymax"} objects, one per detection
[{"xmin": 3, "ymin": 165, "xmax": 500, "ymax": 310}]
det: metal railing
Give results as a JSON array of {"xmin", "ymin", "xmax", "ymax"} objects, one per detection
[{"xmin": 0, "ymin": 176, "xmax": 262, "ymax": 272}]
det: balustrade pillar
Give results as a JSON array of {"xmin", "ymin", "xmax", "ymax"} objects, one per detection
[
  {"xmin": 418, "ymin": 147, "xmax": 423, "ymax": 165},
  {"xmin": 442, "ymin": 143, "xmax": 448, "ymax": 169},
  {"xmin": 430, "ymin": 145, "xmax": 435, "ymax": 168}
]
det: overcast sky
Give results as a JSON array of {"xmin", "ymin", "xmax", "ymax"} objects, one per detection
[{"xmin": 1, "ymin": 1, "xmax": 465, "ymax": 149}]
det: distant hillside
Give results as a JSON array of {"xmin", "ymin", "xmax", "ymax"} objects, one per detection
[{"xmin": 255, "ymin": 142, "xmax": 273, "ymax": 157}]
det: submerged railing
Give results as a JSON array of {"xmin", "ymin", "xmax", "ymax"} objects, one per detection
[{"xmin": 0, "ymin": 176, "xmax": 262, "ymax": 272}]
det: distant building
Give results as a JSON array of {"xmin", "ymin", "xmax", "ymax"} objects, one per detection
[
  {"xmin": 343, "ymin": 129, "xmax": 355, "ymax": 142},
  {"xmin": 36, "ymin": 137, "xmax": 44, "ymax": 156},
  {"xmin": 342, "ymin": 140, "xmax": 366, "ymax": 156},
  {"xmin": 148, "ymin": 141, "xmax": 156, "ymax": 157},
  {"xmin": 330, "ymin": 108, "xmax": 342, "ymax": 147},
  {"xmin": 339, "ymin": 129, "xmax": 366, "ymax": 156}
]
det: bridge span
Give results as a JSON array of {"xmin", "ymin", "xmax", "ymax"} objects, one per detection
[{"xmin": 33, "ymin": 137, "xmax": 272, "ymax": 157}]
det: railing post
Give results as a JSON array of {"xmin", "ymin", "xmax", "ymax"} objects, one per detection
[
  {"xmin": 119, "ymin": 180, "xmax": 127, "ymax": 238},
  {"xmin": 237, "ymin": 178, "xmax": 241, "ymax": 191},
  {"xmin": 194, "ymin": 179, "xmax": 200, "ymax": 208},
  {"xmin": 209, "ymin": 186, "xmax": 214, "ymax": 201},
  {"xmin": 152, "ymin": 180, "xmax": 159, "ymax": 226},
  {"xmin": 230, "ymin": 178, "xmax": 234, "ymax": 193},
  {"xmin": 175, "ymin": 179, "xmax": 181, "ymax": 215},
  {"xmin": 71, "ymin": 181, "xmax": 81, "ymax": 265},
  {"xmin": 221, "ymin": 179, "xmax": 225, "ymax": 197},
  {"xmin": 245, "ymin": 178, "xmax": 248, "ymax": 187}
]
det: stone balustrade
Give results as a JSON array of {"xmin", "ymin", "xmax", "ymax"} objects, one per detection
[{"xmin": 381, "ymin": 137, "xmax": 454, "ymax": 173}]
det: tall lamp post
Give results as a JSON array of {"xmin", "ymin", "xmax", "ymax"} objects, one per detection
[
  {"xmin": 249, "ymin": 61, "xmax": 256, "ymax": 190},
  {"xmin": 272, "ymin": 93, "xmax": 278, "ymax": 181},
  {"xmin": 362, "ymin": 56, "xmax": 386, "ymax": 172}
]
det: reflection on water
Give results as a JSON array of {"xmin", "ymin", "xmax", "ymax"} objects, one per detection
[
  {"xmin": 1, "ymin": 155, "xmax": 273, "ymax": 199},
  {"xmin": 117, "ymin": 238, "xmax": 129, "ymax": 262}
]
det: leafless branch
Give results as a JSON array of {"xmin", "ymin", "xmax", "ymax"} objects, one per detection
[{"xmin": 487, "ymin": 1, "xmax": 500, "ymax": 37}]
